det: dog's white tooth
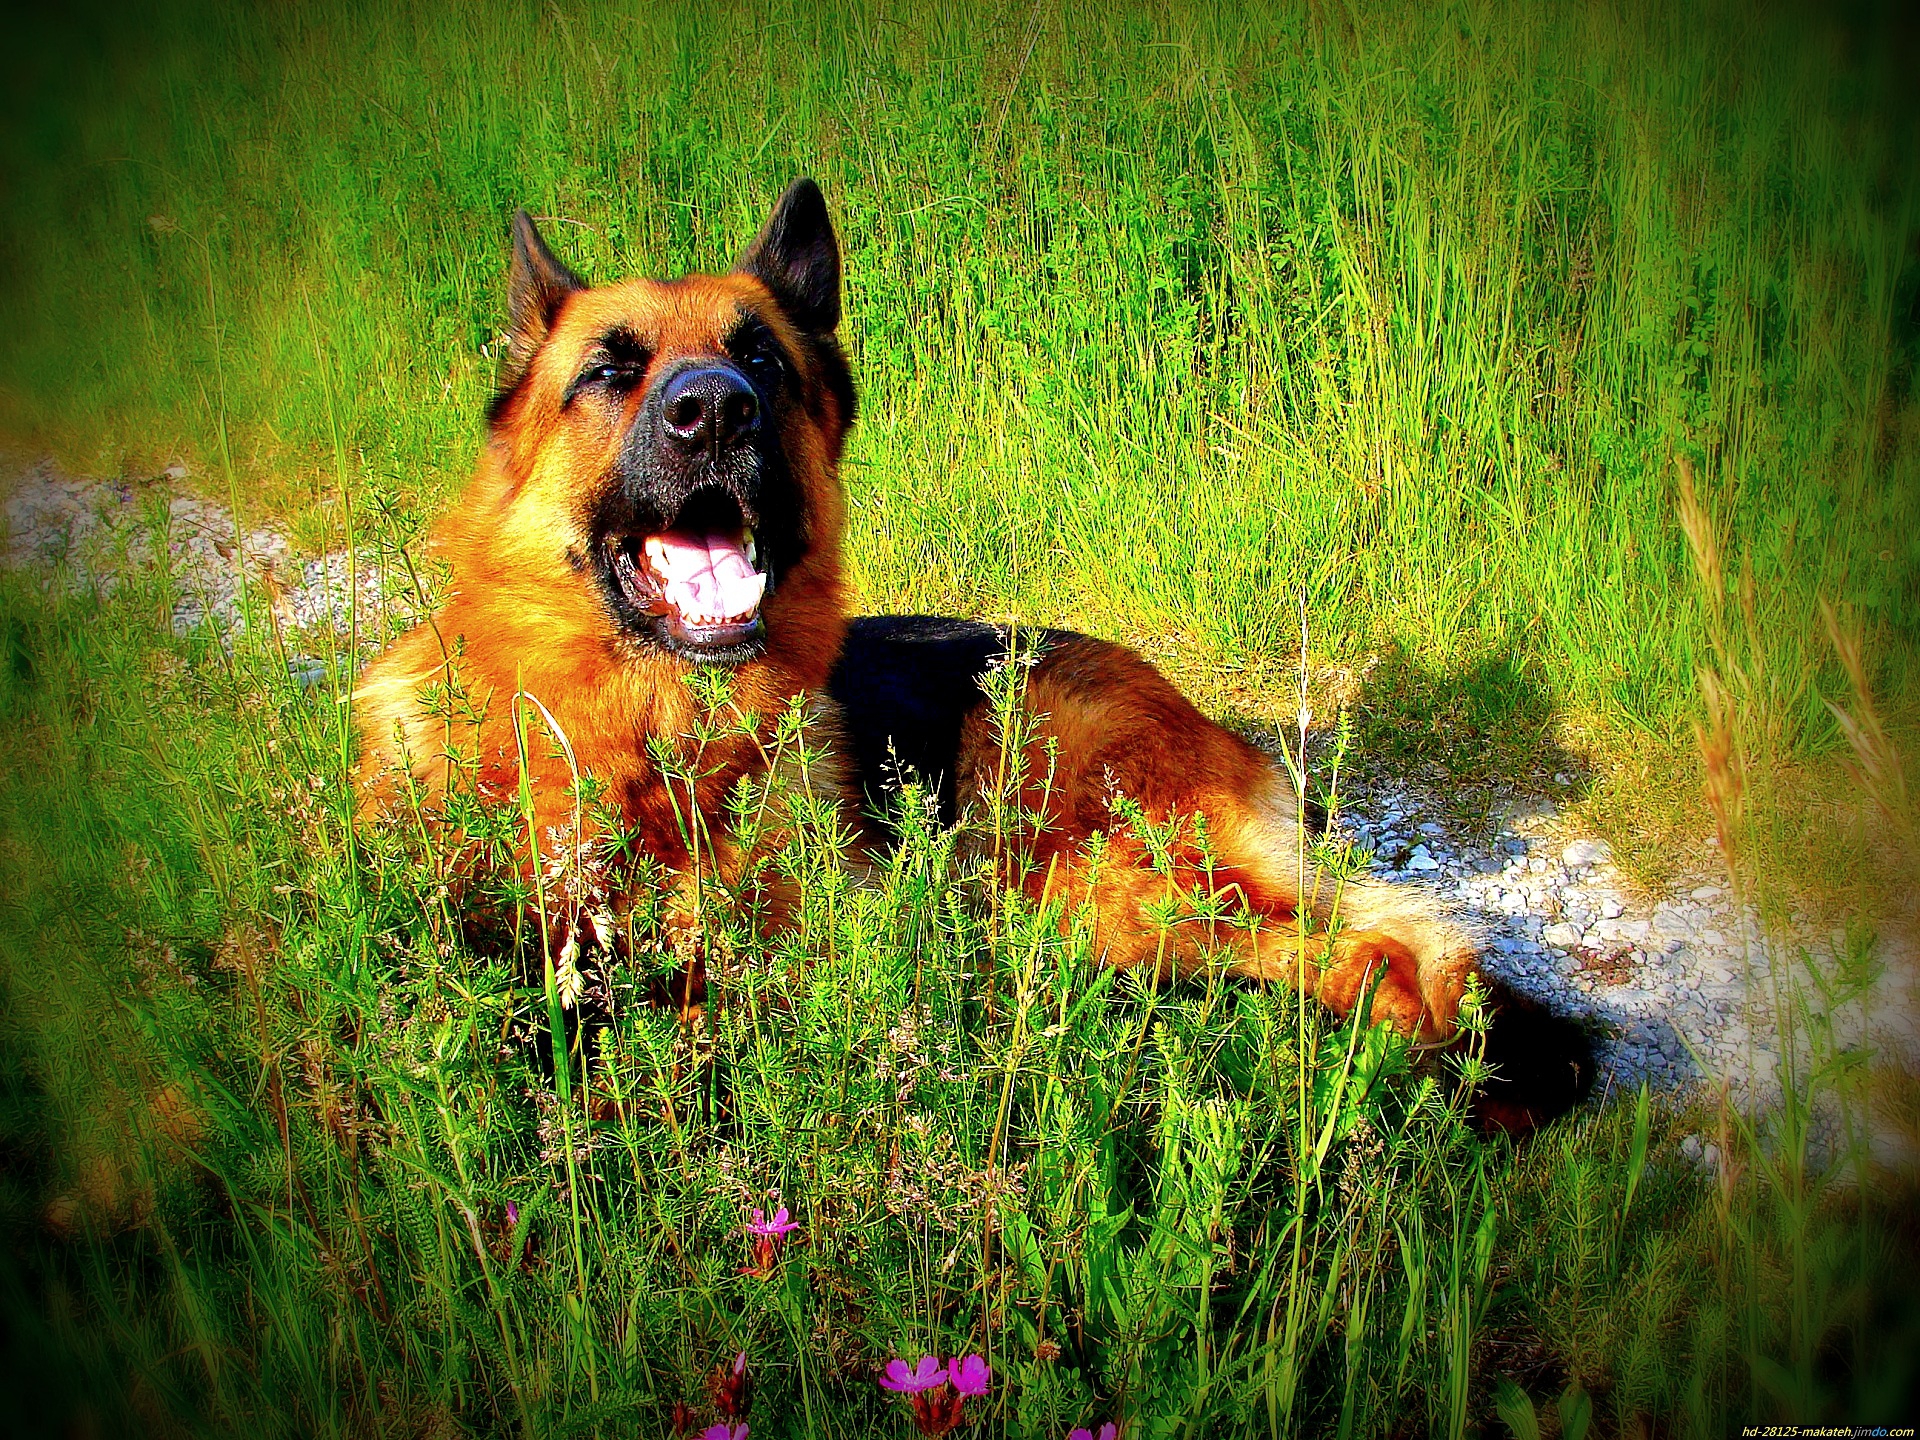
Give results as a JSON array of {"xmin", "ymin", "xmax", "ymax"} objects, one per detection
[{"xmin": 743, "ymin": 530, "xmax": 757, "ymax": 566}]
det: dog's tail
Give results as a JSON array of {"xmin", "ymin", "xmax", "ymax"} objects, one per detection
[
  {"xmin": 1225, "ymin": 777, "xmax": 1596, "ymax": 1135},
  {"xmin": 1468, "ymin": 980, "xmax": 1597, "ymax": 1135}
]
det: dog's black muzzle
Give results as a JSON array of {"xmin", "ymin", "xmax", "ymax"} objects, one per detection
[
  {"xmin": 613, "ymin": 360, "xmax": 770, "ymax": 529},
  {"xmin": 590, "ymin": 359, "xmax": 805, "ymax": 664}
]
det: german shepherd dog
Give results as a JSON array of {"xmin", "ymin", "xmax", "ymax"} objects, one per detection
[{"xmin": 355, "ymin": 180, "xmax": 1591, "ymax": 1133}]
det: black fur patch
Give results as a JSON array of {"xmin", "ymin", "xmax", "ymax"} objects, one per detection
[
  {"xmin": 1472, "ymin": 982, "xmax": 1597, "ymax": 1134},
  {"xmin": 829, "ymin": 615, "xmax": 1074, "ymax": 833}
]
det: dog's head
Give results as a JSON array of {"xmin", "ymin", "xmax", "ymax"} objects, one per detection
[{"xmin": 478, "ymin": 179, "xmax": 855, "ymax": 666}]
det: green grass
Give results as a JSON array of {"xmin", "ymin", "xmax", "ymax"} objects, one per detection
[
  {"xmin": 1, "ymin": 0, "xmax": 1918, "ymax": 1435},
  {"xmin": 3, "ymin": 0, "xmax": 1916, "ymax": 743},
  {"xmin": 1, "ymin": 566, "xmax": 1913, "ymax": 1437}
]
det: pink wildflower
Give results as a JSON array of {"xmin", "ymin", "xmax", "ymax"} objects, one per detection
[
  {"xmin": 701, "ymin": 1426, "xmax": 748, "ymax": 1440},
  {"xmin": 745, "ymin": 1206, "xmax": 799, "ymax": 1238},
  {"xmin": 880, "ymin": 1353, "xmax": 991, "ymax": 1436},
  {"xmin": 707, "ymin": 1349, "xmax": 751, "ymax": 1421},
  {"xmin": 1069, "ymin": 1426, "xmax": 1119, "ymax": 1440},
  {"xmin": 948, "ymin": 1355, "xmax": 990, "ymax": 1397},
  {"xmin": 880, "ymin": 1355, "xmax": 947, "ymax": 1393},
  {"xmin": 740, "ymin": 1207, "xmax": 801, "ymax": 1278}
]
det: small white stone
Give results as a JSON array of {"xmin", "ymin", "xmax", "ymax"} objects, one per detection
[
  {"xmin": 1690, "ymin": 885, "xmax": 1723, "ymax": 902},
  {"xmin": 1417, "ymin": 822, "xmax": 1446, "ymax": 836},
  {"xmin": 1652, "ymin": 912, "xmax": 1692, "ymax": 940},
  {"xmin": 1563, "ymin": 838, "xmax": 1612, "ymax": 868},
  {"xmin": 1600, "ymin": 898, "xmax": 1625, "ymax": 920},
  {"xmin": 1542, "ymin": 922, "xmax": 1581, "ymax": 948},
  {"xmin": 1407, "ymin": 846, "xmax": 1439, "ymax": 872}
]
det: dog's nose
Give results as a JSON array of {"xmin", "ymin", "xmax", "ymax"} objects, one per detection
[{"xmin": 658, "ymin": 365, "xmax": 759, "ymax": 454}]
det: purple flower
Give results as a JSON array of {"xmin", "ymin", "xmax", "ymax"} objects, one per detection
[
  {"xmin": 882, "ymin": 1353, "xmax": 990, "ymax": 1436},
  {"xmin": 880, "ymin": 1355, "xmax": 947, "ymax": 1393},
  {"xmin": 701, "ymin": 1425, "xmax": 748, "ymax": 1440},
  {"xmin": 490, "ymin": 1200, "xmax": 533, "ymax": 1268},
  {"xmin": 948, "ymin": 1354, "xmax": 990, "ymax": 1397},
  {"xmin": 740, "ymin": 1207, "xmax": 802, "ymax": 1278},
  {"xmin": 744, "ymin": 1206, "xmax": 799, "ymax": 1238},
  {"xmin": 1069, "ymin": 1426, "xmax": 1119, "ymax": 1440}
]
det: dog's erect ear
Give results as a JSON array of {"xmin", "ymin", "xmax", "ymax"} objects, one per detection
[
  {"xmin": 502, "ymin": 209, "xmax": 584, "ymax": 388},
  {"xmin": 735, "ymin": 178, "xmax": 841, "ymax": 335}
]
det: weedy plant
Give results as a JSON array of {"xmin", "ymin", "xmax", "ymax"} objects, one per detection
[
  {"xmin": 0, "ymin": 527, "xmax": 1509, "ymax": 1440},
  {"xmin": 1, "ymin": 476, "xmax": 1916, "ymax": 1438}
]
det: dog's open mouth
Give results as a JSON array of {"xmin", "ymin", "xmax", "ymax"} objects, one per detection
[
  {"xmin": 607, "ymin": 528, "xmax": 766, "ymax": 643},
  {"xmin": 604, "ymin": 492, "xmax": 770, "ymax": 653}
]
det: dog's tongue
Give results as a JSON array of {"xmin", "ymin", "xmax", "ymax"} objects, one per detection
[{"xmin": 643, "ymin": 531, "xmax": 766, "ymax": 624}]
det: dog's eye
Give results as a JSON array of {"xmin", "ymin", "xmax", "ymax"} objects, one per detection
[
  {"xmin": 564, "ymin": 359, "xmax": 645, "ymax": 407},
  {"xmin": 743, "ymin": 348, "xmax": 783, "ymax": 385}
]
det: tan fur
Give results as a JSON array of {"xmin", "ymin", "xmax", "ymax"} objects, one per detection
[
  {"xmin": 355, "ymin": 270, "xmax": 855, "ymax": 931},
  {"xmin": 955, "ymin": 635, "xmax": 1475, "ymax": 1042},
  {"xmin": 354, "ymin": 200, "xmax": 1481, "ymax": 1051}
]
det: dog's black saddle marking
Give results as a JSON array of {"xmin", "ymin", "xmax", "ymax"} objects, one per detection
[{"xmin": 827, "ymin": 614, "xmax": 1076, "ymax": 835}]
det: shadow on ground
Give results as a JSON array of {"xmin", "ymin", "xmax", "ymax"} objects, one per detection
[
  {"xmin": 1213, "ymin": 636, "xmax": 1596, "ymax": 840},
  {"xmin": 1350, "ymin": 639, "xmax": 1584, "ymax": 791}
]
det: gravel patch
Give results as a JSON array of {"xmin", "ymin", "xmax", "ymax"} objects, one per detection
[
  {"xmin": 1337, "ymin": 778, "xmax": 1920, "ymax": 1119},
  {"xmin": 3, "ymin": 458, "xmax": 402, "ymax": 676}
]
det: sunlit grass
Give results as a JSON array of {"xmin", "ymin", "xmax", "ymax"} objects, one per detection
[{"xmin": 3, "ymin": 0, "xmax": 1914, "ymax": 745}]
